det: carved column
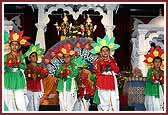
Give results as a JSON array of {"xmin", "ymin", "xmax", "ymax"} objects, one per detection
[
  {"xmin": 131, "ymin": 37, "xmax": 139, "ymax": 69},
  {"xmin": 103, "ymin": 5, "xmax": 117, "ymax": 38},
  {"xmin": 137, "ymin": 29, "xmax": 148, "ymax": 77},
  {"xmin": 35, "ymin": 4, "xmax": 49, "ymax": 51}
]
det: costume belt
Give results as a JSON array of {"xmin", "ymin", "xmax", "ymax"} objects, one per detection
[
  {"xmin": 8, "ymin": 67, "xmax": 20, "ymax": 72},
  {"xmin": 102, "ymin": 71, "xmax": 113, "ymax": 75}
]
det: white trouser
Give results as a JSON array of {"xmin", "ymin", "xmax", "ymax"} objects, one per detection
[
  {"xmin": 98, "ymin": 89, "xmax": 119, "ymax": 111},
  {"xmin": 59, "ymin": 79, "xmax": 77, "ymax": 111},
  {"xmin": 4, "ymin": 89, "xmax": 28, "ymax": 111},
  {"xmin": 73, "ymin": 97, "xmax": 90, "ymax": 111},
  {"xmin": 144, "ymin": 85, "xmax": 164, "ymax": 111},
  {"xmin": 59, "ymin": 91, "xmax": 77, "ymax": 111},
  {"xmin": 26, "ymin": 90, "xmax": 42, "ymax": 111}
]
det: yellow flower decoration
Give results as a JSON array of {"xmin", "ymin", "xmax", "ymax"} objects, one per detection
[
  {"xmin": 100, "ymin": 39, "xmax": 106, "ymax": 46},
  {"xmin": 26, "ymin": 51, "xmax": 30, "ymax": 56},
  {"xmin": 109, "ymin": 43, "xmax": 114, "ymax": 49},
  {"xmin": 32, "ymin": 46, "xmax": 36, "ymax": 52},
  {"xmin": 90, "ymin": 35, "xmax": 120, "ymax": 54},
  {"xmin": 161, "ymin": 54, "xmax": 164, "ymax": 59},
  {"xmin": 58, "ymin": 53, "xmax": 63, "ymax": 57},
  {"xmin": 37, "ymin": 50, "xmax": 41, "ymax": 54},
  {"xmin": 153, "ymin": 50, "xmax": 159, "ymax": 57},
  {"xmin": 70, "ymin": 50, "xmax": 75, "ymax": 55},
  {"xmin": 147, "ymin": 57, "xmax": 153, "ymax": 63},
  {"xmin": 61, "ymin": 48, "xmax": 67, "ymax": 54},
  {"xmin": 94, "ymin": 46, "xmax": 100, "ymax": 52},
  {"xmin": 12, "ymin": 33, "xmax": 19, "ymax": 41},
  {"xmin": 20, "ymin": 39, "xmax": 27, "ymax": 45}
]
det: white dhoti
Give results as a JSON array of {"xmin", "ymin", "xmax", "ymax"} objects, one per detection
[
  {"xmin": 73, "ymin": 97, "xmax": 90, "ymax": 111},
  {"xmin": 26, "ymin": 90, "xmax": 42, "ymax": 111},
  {"xmin": 4, "ymin": 89, "xmax": 28, "ymax": 111},
  {"xmin": 59, "ymin": 91, "xmax": 77, "ymax": 111},
  {"xmin": 98, "ymin": 89, "xmax": 119, "ymax": 111},
  {"xmin": 144, "ymin": 85, "xmax": 164, "ymax": 111},
  {"xmin": 59, "ymin": 77, "xmax": 77, "ymax": 111}
]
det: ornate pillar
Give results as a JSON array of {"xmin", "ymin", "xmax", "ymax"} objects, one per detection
[
  {"xmin": 137, "ymin": 29, "xmax": 148, "ymax": 77},
  {"xmin": 35, "ymin": 4, "xmax": 50, "ymax": 51},
  {"xmin": 103, "ymin": 4, "xmax": 118, "ymax": 38},
  {"xmin": 131, "ymin": 37, "xmax": 139, "ymax": 69}
]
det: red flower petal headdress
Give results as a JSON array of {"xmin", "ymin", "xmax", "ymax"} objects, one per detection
[{"xmin": 9, "ymin": 30, "xmax": 31, "ymax": 46}]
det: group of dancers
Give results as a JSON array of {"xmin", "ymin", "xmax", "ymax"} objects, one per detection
[{"xmin": 3, "ymin": 30, "xmax": 164, "ymax": 111}]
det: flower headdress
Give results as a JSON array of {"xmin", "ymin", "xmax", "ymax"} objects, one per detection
[
  {"xmin": 144, "ymin": 46, "xmax": 164, "ymax": 68},
  {"xmin": 24, "ymin": 44, "xmax": 44, "ymax": 57},
  {"xmin": 72, "ymin": 56, "xmax": 88, "ymax": 68},
  {"xmin": 56, "ymin": 43, "xmax": 77, "ymax": 58},
  {"xmin": 9, "ymin": 30, "xmax": 31, "ymax": 46},
  {"xmin": 90, "ymin": 35, "xmax": 120, "ymax": 54}
]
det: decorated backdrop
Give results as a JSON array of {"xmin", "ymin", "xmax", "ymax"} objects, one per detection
[{"xmin": 41, "ymin": 37, "xmax": 98, "ymax": 74}]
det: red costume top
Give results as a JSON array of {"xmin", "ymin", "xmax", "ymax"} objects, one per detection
[
  {"xmin": 24, "ymin": 63, "xmax": 48, "ymax": 92},
  {"xmin": 78, "ymin": 73, "xmax": 95, "ymax": 98},
  {"xmin": 94, "ymin": 56, "xmax": 119, "ymax": 90}
]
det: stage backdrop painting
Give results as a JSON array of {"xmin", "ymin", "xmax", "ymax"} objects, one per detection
[{"xmin": 41, "ymin": 37, "xmax": 98, "ymax": 74}]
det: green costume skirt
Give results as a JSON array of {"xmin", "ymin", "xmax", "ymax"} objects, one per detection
[{"xmin": 4, "ymin": 68, "xmax": 26, "ymax": 90}]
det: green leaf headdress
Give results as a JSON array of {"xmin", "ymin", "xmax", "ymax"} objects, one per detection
[
  {"xmin": 72, "ymin": 56, "xmax": 88, "ymax": 68},
  {"xmin": 90, "ymin": 35, "xmax": 120, "ymax": 54},
  {"xmin": 24, "ymin": 44, "xmax": 44, "ymax": 57}
]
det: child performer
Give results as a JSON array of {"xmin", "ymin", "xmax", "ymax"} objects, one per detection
[
  {"xmin": 24, "ymin": 44, "xmax": 48, "ymax": 111},
  {"xmin": 72, "ymin": 56, "xmax": 95, "ymax": 111},
  {"xmin": 4, "ymin": 30, "xmax": 30, "ymax": 111},
  {"xmin": 90, "ymin": 35, "xmax": 120, "ymax": 111},
  {"xmin": 55, "ymin": 44, "xmax": 79, "ymax": 111},
  {"xmin": 144, "ymin": 47, "xmax": 164, "ymax": 111}
]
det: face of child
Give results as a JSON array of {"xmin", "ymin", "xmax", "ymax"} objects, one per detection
[
  {"xmin": 10, "ymin": 41, "xmax": 20, "ymax": 52},
  {"xmin": 101, "ymin": 47, "xmax": 110, "ymax": 59},
  {"xmin": 153, "ymin": 59, "xmax": 162, "ymax": 68},
  {"xmin": 63, "ymin": 54, "xmax": 71, "ymax": 64},
  {"xmin": 29, "ymin": 52, "xmax": 38, "ymax": 63},
  {"xmin": 78, "ymin": 67, "xmax": 82, "ymax": 74}
]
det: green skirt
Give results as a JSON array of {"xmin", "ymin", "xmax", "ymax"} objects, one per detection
[{"xmin": 4, "ymin": 69, "xmax": 26, "ymax": 90}]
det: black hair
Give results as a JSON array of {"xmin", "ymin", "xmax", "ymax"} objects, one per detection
[
  {"xmin": 29, "ymin": 52, "xmax": 38, "ymax": 58},
  {"xmin": 100, "ymin": 46, "xmax": 110, "ymax": 52},
  {"xmin": 150, "ymin": 42, "xmax": 156, "ymax": 49},
  {"xmin": 10, "ymin": 41, "xmax": 20, "ymax": 46},
  {"xmin": 153, "ymin": 56, "xmax": 162, "ymax": 63}
]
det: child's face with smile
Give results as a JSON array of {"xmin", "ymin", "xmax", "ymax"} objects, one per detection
[
  {"xmin": 63, "ymin": 54, "xmax": 71, "ymax": 64},
  {"xmin": 101, "ymin": 47, "xmax": 110, "ymax": 59},
  {"xmin": 10, "ymin": 41, "xmax": 20, "ymax": 52},
  {"xmin": 29, "ymin": 52, "xmax": 38, "ymax": 63},
  {"xmin": 153, "ymin": 59, "xmax": 162, "ymax": 69}
]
